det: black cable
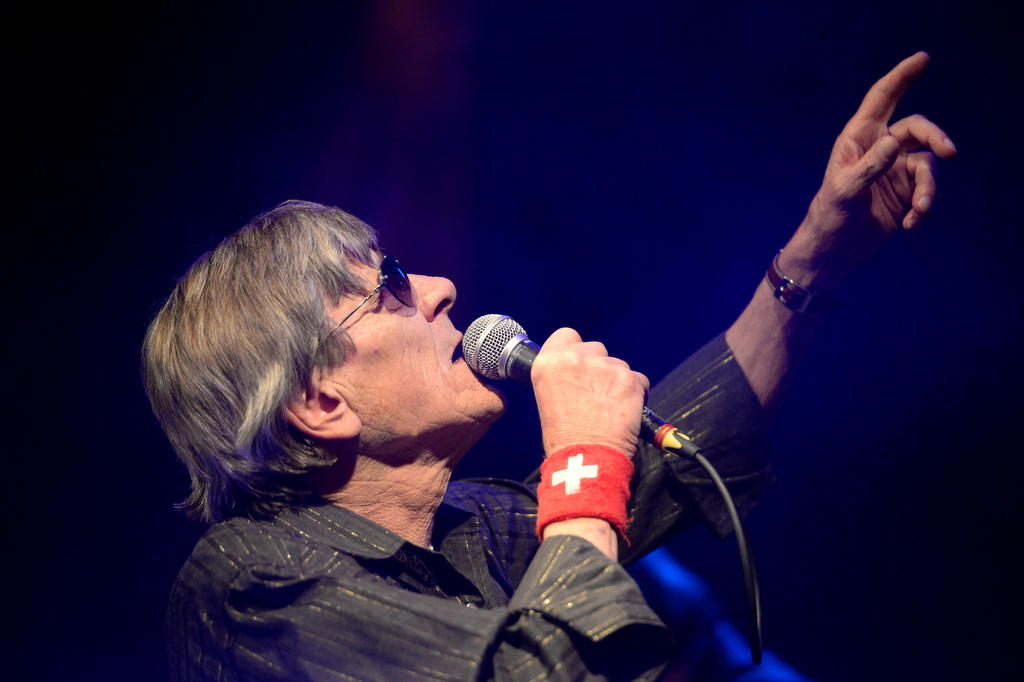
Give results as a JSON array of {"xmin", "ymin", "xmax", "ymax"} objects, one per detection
[
  {"xmin": 689, "ymin": 448, "xmax": 762, "ymax": 665},
  {"xmin": 641, "ymin": 409, "xmax": 762, "ymax": 664}
]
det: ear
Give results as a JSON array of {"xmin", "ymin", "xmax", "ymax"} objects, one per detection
[{"xmin": 285, "ymin": 379, "xmax": 362, "ymax": 441}]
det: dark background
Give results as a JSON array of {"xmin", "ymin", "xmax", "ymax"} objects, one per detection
[{"xmin": 8, "ymin": 1, "xmax": 1022, "ymax": 679}]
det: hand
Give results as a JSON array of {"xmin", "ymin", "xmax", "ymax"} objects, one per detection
[
  {"xmin": 531, "ymin": 327, "xmax": 649, "ymax": 457},
  {"xmin": 783, "ymin": 52, "xmax": 957, "ymax": 289}
]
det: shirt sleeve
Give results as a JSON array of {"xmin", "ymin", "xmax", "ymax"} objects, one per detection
[
  {"xmin": 168, "ymin": 528, "xmax": 673, "ymax": 681},
  {"xmin": 622, "ymin": 332, "xmax": 774, "ymax": 560}
]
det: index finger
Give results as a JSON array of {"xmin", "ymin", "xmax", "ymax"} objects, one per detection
[
  {"xmin": 850, "ymin": 51, "xmax": 930, "ymax": 125},
  {"xmin": 540, "ymin": 327, "xmax": 584, "ymax": 351}
]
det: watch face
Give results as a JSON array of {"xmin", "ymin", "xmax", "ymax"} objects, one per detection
[
  {"xmin": 780, "ymin": 285, "xmax": 810, "ymax": 312},
  {"xmin": 766, "ymin": 254, "xmax": 837, "ymax": 315}
]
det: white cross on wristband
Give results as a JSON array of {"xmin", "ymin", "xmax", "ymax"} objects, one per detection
[{"xmin": 550, "ymin": 453, "xmax": 599, "ymax": 495}]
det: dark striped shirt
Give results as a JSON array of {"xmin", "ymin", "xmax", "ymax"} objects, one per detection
[{"xmin": 167, "ymin": 334, "xmax": 772, "ymax": 680}]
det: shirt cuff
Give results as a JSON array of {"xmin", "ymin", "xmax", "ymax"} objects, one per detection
[{"xmin": 510, "ymin": 535, "xmax": 668, "ymax": 642}]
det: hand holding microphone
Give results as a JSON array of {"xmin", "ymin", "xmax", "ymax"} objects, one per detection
[
  {"xmin": 462, "ymin": 315, "xmax": 648, "ymax": 556},
  {"xmin": 462, "ymin": 315, "xmax": 698, "ymax": 458},
  {"xmin": 531, "ymin": 327, "xmax": 649, "ymax": 458}
]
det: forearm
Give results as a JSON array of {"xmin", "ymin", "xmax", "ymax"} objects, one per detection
[{"xmin": 725, "ymin": 227, "xmax": 836, "ymax": 416}]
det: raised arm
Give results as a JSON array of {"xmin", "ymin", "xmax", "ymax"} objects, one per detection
[{"xmin": 725, "ymin": 52, "xmax": 957, "ymax": 413}]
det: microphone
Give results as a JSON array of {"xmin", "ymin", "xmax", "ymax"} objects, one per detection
[{"xmin": 462, "ymin": 314, "xmax": 700, "ymax": 457}]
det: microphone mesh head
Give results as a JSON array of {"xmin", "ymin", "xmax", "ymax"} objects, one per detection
[{"xmin": 462, "ymin": 314, "xmax": 527, "ymax": 380}]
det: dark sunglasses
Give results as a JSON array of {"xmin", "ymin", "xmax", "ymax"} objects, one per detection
[{"xmin": 320, "ymin": 255, "xmax": 414, "ymax": 344}]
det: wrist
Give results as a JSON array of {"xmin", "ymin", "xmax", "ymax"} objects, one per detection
[
  {"xmin": 542, "ymin": 518, "xmax": 618, "ymax": 559},
  {"xmin": 536, "ymin": 444, "xmax": 633, "ymax": 543},
  {"xmin": 543, "ymin": 435, "xmax": 636, "ymax": 460},
  {"xmin": 784, "ymin": 193, "xmax": 886, "ymax": 290},
  {"xmin": 776, "ymin": 221, "xmax": 854, "ymax": 292},
  {"xmin": 765, "ymin": 247, "xmax": 841, "ymax": 315}
]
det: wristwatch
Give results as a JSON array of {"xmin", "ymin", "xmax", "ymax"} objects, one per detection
[{"xmin": 764, "ymin": 250, "xmax": 839, "ymax": 314}]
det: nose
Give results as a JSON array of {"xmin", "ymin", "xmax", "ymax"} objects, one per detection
[{"xmin": 410, "ymin": 274, "xmax": 457, "ymax": 321}]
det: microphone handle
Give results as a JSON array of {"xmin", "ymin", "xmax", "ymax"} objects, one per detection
[
  {"xmin": 503, "ymin": 338, "xmax": 700, "ymax": 458},
  {"xmin": 505, "ymin": 339, "xmax": 540, "ymax": 383}
]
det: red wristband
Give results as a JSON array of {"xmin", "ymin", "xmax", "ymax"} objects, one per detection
[{"xmin": 536, "ymin": 444, "xmax": 634, "ymax": 541}]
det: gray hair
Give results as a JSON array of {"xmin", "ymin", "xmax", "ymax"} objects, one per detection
[{"xmin": 142, "ymin": 200, "xmax": 380, "ymax": 522}]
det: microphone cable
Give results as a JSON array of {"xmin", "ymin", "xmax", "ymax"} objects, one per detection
[{"xmin": 642, "ymin": 409, "xmax": 763, "ymax": 665}]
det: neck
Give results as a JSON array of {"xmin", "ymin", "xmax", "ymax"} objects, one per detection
[{"xmin": 320, "ymin": 455, "xmax": 454, "ymax": 548}]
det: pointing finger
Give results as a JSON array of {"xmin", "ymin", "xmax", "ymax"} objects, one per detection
[{"xmin": 850, "ymin": 52, "xmax": 930, "ymax": 125}]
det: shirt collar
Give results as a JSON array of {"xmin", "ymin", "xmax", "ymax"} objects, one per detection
[
  {"xmin": 269, "ymin": 501, "xmax": 478, "ymax": 560},
  {"xmin": 272, "ymin": 503, "xmax": 406, "ymax": 558}
]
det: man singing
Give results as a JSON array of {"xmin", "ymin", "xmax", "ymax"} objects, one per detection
[{"xmin": 144, "ymin": 53, "xmax": 954, "ymax": 680}]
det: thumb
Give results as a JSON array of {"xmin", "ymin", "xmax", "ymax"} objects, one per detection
[{"xmin": 841, "ymin": 134, "xmax": 900, "ymax": 199}]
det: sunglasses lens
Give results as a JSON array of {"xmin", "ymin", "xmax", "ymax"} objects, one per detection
[{"xmin": 381, "ymin": 256, "xmax": 413, "ymax": 307}]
